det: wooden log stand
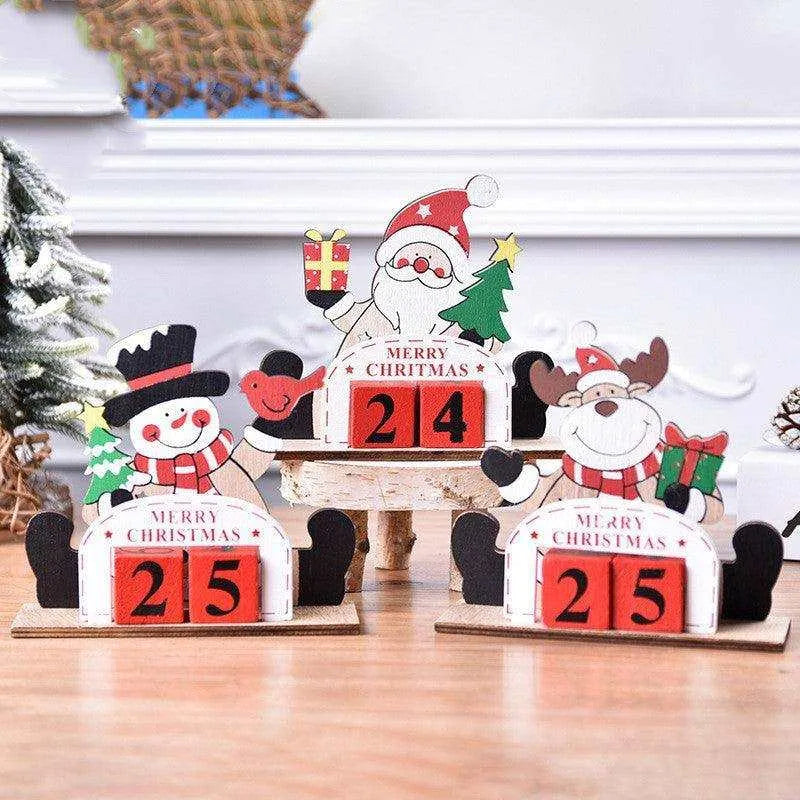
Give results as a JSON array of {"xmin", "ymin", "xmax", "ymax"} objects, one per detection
[{"xmin": 278, "ymin": 439, "xmax": 562, "ymax": 592}]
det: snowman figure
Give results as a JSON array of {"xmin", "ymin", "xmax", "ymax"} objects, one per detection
[{"xmin": 104, "ymin": 324, "xmax": 273, "ymax": 506}]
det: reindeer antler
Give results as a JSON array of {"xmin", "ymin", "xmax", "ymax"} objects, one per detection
[
  {"xmin": 619, "ymin": 337, "xmax": 669, "ymax": 388},
  {"xmin": 529, "ymin": 360, "xmax": 580, "ymax": 407}
]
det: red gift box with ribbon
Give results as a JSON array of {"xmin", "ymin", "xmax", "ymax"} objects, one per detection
[{"xmin": 303, "ymin": 228, "xmax": 350, "ymax": 291}]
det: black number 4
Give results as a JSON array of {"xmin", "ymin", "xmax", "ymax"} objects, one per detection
[
  {"xmin": 206, "ymin": 559, "xmax": 241, "ymax": 617},
  {"xmin": 631, "ymin": 567, "xmax": 666, "ymax": 625},
  {"xmin": 433, "ymin": 391, "xmax": 468, "ymax": 443}
]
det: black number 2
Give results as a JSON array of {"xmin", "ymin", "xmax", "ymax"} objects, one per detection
[
  {"xmin": 630, "ymin": 568, "xmax": 666, "ymax": 625},
  {"xmin": 206, "ymin": 559, "xmax": 241, "ymax": 617},
  {"xmin": 131, "ymin": 561, "xmax": 166, "ymax": 617},
  {"xmin": 555, "ymin": 567, "xmax": 590, "ymax": 623},
  {"xmin": 365, "ymin": 393, "xmax": 396, "ymax": 444},
  {"xmin": 433, "ymin": 391, "xmax": 468, "ymax": 443}
]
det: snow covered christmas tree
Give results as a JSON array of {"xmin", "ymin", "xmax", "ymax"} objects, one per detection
[{"xmin": 0, "ymin": 138, "xmax": 119, "ymax": 536}]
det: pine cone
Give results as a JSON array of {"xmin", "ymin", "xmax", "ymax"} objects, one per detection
[{"xmin": 772, "ymin": 387, "xmax": 800, "ymax": 449}]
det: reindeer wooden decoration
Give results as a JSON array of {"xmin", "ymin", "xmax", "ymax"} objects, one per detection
[
  {"xmin": 481, "ymin": 337, "xmax": 725, "ymax": 524},
  {"xmin": 442, "ymin": 332, "xmax": 788, "ymax": 650}
]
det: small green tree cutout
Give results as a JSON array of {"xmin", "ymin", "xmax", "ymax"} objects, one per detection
[
  {"xmin": 80, "ymin": 403, "xmax": 148, "ymax": 505},
  {"xmin": 439, "ymin": 234, "xmax": 521, "ymax": 343}
]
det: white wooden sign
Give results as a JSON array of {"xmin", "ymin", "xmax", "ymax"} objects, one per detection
[
  {"xmin": 323, "ymin": 336, "xmax": 511, "ymax": 447},
  {"xmin": 78, "ymin": 495, "xmax": 292, "ymax": 626},
  {"xmin": 504, "ymin": 498, "xmax": 721, "ymax": 634}
]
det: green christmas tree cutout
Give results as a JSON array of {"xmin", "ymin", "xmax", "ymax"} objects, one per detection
[
  {"xmin": 439, "ymin": 233, "xmax": 521, "ymax": 344},
  {"xmin": 79, "ymin": 403, "xmax": 149, "ymax": 506}
]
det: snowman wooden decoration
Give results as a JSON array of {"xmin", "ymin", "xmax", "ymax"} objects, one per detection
[{"xmin": 90, "ymin": 324, "xmax": 275, "ymax": 517}]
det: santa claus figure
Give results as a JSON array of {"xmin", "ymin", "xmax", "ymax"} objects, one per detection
[
  {"xmin": 103, "ymin": 324, "xmax": 275, "ymax": 509},
  {"xmin": 309, "ymin": 175, "xmax": 499, "ymax": 353}
]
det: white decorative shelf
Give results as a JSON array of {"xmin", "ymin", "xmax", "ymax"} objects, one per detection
[{"xmin": 67, "ymin": 118, "xmax": 800, "ymax": 237}]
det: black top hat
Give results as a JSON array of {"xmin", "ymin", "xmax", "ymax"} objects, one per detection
[{"xmin": 104, "ymin": 324, "xmax": 229, "ymax": 427}]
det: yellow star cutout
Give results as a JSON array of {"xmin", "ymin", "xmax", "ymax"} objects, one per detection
[
  {"xmin": 490, "ymin": 233, "xmax": 522, "ymax": 270},
  {"xmin": 77, "ymin": 402, "xmax": 109, "ymax": 434}
]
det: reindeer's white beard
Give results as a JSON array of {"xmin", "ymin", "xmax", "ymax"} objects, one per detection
[{"xmin": 371, "ymin": 267, "xmax": 466, "ymax": 336}]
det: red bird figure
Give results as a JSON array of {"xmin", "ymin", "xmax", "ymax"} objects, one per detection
[{"xmin": 239, "ymin": 365, "xmax": 326, "ymax": 421}]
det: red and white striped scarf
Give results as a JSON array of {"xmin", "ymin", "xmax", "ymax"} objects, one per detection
[
  {"xmin": 562, "ymin": 441, "xmax": 664, "ymax": 500},
  {"xmin": 133, "ymin": 429, "xmax": 234, "ymax": 494}
]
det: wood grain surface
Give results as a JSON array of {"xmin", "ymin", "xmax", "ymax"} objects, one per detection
[
  {"xmin": 1, "ymin": 507, "xmax": 798, "ymax": 799},
  {"xmin": 274, "ymin": 436, "xmax": 564, "ymax": 462}
]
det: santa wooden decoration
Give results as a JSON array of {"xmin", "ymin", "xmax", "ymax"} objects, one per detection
[{"xmin": 306, "ymin": 176, "xmax": 503, "ymax": 354}]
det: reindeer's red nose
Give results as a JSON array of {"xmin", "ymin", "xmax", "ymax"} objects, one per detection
[{"xmin": 595, "ymin": 400, "xmax": 618, "ymax": 417}]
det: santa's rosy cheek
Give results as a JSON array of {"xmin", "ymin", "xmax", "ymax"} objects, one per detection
[
  {"xmin": 433, "ymin": 267, "xmax": 445, "ymax": 278},
  {"xmin": 192, "ymin": 409, "xmax": 211, "ymax": 428},
  {"xmin": 142, "ymin": 424, "xmax": 160, "ymax": 442},
  {"xmin": 395, "ymin": 258, "xmax": 409, "ymax": 269}
]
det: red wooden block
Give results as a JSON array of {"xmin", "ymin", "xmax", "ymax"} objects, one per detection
[
  {"xmin": 418, "ymin": 382, "xmax": 485, "ymax": 448},
  {"xmin": 612, "ymin": 555, "xmax": 685, "ymax": 633},
  {"xmin": 114, "ymin": 547, "xmax": 184, "ymax": 625},
  {"xmin": 188, "ymin": 546, "xmax": 260, "ymax": 624},
  {"xmin": 541, "ymin": 549, "xmax": 613, "ymax": 630},
  {"xmin": 349, "ymin": 382, "xmax": 417, "ymax": 448}
]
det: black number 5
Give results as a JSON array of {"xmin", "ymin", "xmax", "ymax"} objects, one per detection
[
  {"xmin": 630, "ymin": 567, "xmax": 666, "ymax": 625},
  {"xmin": 206, "ymin": 559, "xmax": 241, "ymax": 617}
]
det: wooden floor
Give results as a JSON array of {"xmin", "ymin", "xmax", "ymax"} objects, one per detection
[{"xmin": 1, "ymin": 508, "xmax": 799, "ymax": 799}]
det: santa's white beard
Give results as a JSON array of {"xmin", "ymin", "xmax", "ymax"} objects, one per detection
[{"xmin": 371, "ymin": 267, "xmax": 466, "ymax": 336}]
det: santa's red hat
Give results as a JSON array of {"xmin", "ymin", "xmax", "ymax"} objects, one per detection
[
  {"xmin": 375, "ymin": 175, "xmax": 499, "ymax": 279},
  {"xmin": 575, "ymin": 345, "xmax": 630, "ymax": 393}
]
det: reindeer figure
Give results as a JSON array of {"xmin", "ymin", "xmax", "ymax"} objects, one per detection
[{"xmin": 481, "ymin": 337, "xmax": 725, "ymax": 524}]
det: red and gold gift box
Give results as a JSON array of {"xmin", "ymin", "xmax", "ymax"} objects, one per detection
[{"xmin": 303, "ymin": 228, "xmax": 350, "ymax": 291}]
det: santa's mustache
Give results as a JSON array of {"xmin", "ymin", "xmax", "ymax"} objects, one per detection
[{"xmin": 384, "ymin": 260, "xmax": 457, "ymax": 289}]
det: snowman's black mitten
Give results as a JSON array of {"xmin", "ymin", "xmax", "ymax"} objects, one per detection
[
  {"xmin": 110, "ymin": 489, "xmax": 133, "ymax": 507},
  {"xmin": 297, "ymin": 509, "xmax": 355, "ymax": 606},
  {"xmin": 662, "ymin": 482, "xmax": 690, "ymax": 515},
  {"xmin": 25, "ymin": 512, "xmax": 79, "ymax": 608},
  {"xmin": 481, "ymin": 447, "xmax": 524, "ymax": 488},
  {"xmin": 451, "ymin": 512, "xmax": 504, "ymax": 606},
  {"xmin": 306, "ymin": 289, "xmax": 348, "ymax": 310}
]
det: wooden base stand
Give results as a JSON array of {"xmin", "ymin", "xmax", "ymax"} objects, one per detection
[
  {"xmin": 434, "ymin": 603, "xmax": 790, "ymax": 652},
  {"xmin": 11, "ymin": 603, "xmax": 361, "ymax": 638}
]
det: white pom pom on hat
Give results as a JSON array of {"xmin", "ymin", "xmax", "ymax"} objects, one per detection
[{"xmin": 465, "ymin": 174, "xmax": 499, "ymax": 208}]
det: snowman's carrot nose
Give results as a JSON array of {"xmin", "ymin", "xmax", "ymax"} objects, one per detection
[{"xmin": 170, "ymin": 412, "xmax": 188, "ymax": 429}]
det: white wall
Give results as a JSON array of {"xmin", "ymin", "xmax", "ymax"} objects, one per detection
[{"xmin": 299, "ymin": 0, "xmax": 800, "ymax": 117}]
